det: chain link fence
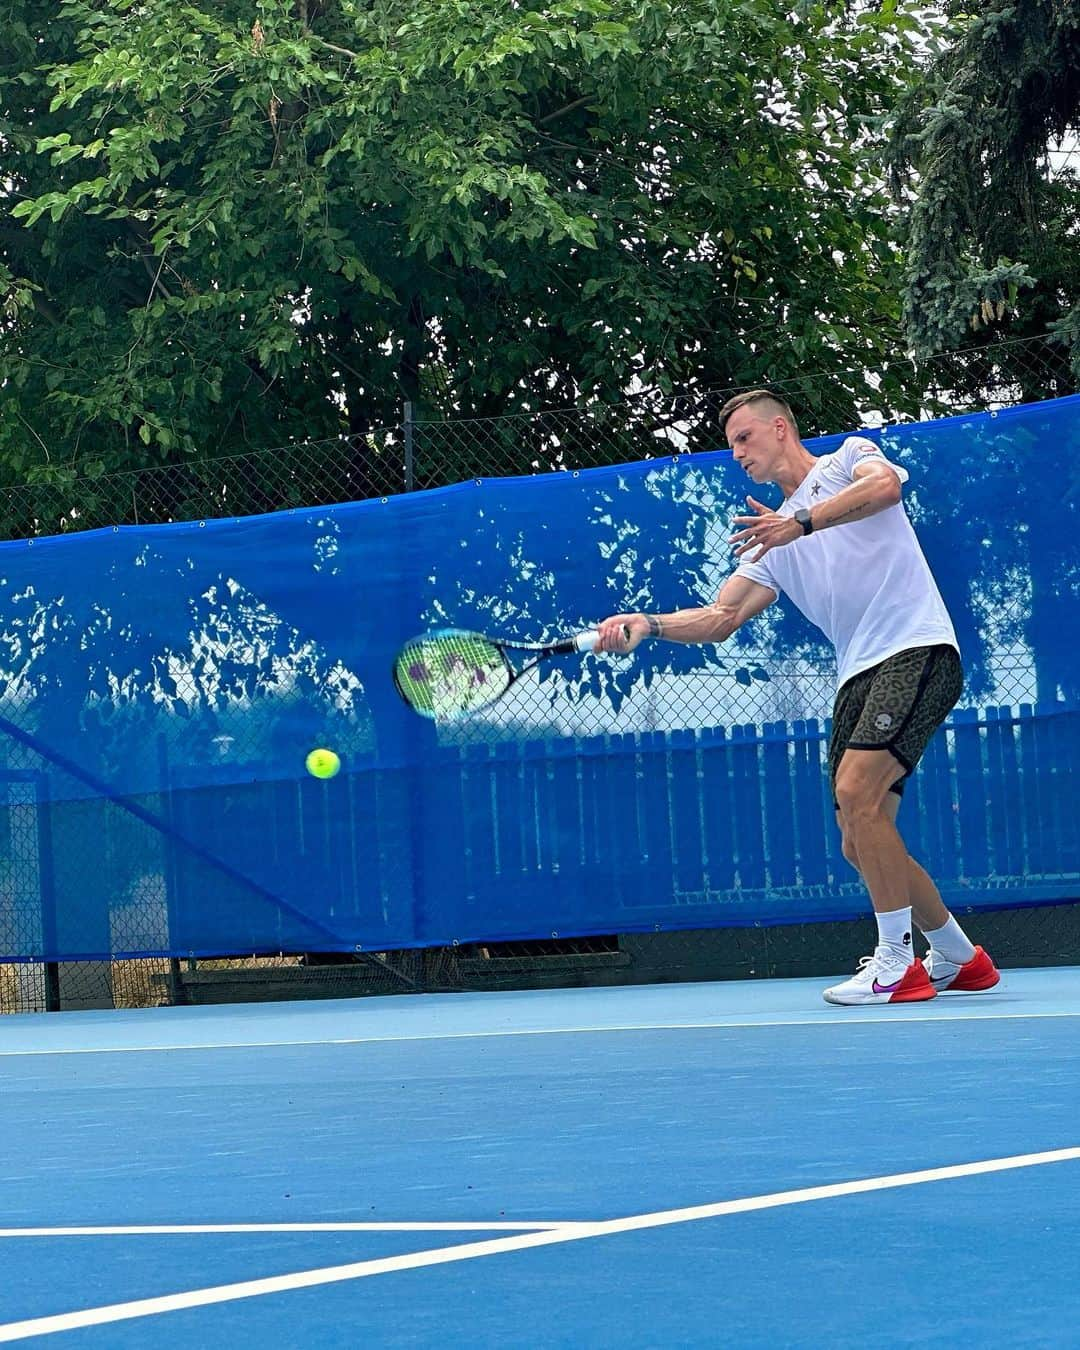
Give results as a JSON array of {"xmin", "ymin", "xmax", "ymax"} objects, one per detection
[
  {"xmin": 2, "ymin": 332, "xmax": 1078, "ymax": 1011},
  {"xmin": 3, "ymin": 333, "xmax": 1076, "ymax": 539}
]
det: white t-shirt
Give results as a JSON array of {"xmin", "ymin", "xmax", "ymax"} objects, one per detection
[{"xmin": 734, "ymin": 436, "xmax": 958, "ymax": 689}]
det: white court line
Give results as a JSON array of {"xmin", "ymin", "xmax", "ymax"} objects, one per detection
[
  {"xmin": 1, "ymin": 1146, "xmax": 1077, "ymax": 1343},
  {"xmin": 2, "ymin": 1008, "xmax": 1079, "ymax": 1057},
  {"xmin": 0, "ymin": 1222, "xmax": 578, "ymax": 1237}
]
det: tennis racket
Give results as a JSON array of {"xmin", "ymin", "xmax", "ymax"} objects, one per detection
[{"xmin": 392, "ymin": 626, "xmax": 628, "ymax": 721}]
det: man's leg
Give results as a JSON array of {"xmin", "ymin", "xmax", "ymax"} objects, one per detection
[
  {"xmin": 824, "ymin": 647, "xmax": 997, "ymax": 1004},
  {"xmin": 823, "ymin": 747, "xmax": 935, "ymax": 1004},
  {"xmin": 833, "ymin": 747, "xmax": 910, "ymax": 914},
  {"xmin": 836, "ymin": 785, "xmax": 997, "ymax": 994},
  {"xmin": 837, "ymin": 793, "xmax": 949, "ymax": 933}
]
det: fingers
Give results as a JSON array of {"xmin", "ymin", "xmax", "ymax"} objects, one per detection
[
  {"xmin": 595, "ymin": 615, "xmax": 641, "ymax": 653},
  {"xmin": 730, "ymin": 500, "xmax": 790, "ymax": 561},
  {"xmin": 730, "ymin": 516, "xmax": 775, "ymax": 552},
  {"xmin": 731, "ymin": 507, "xmax": 774, "ymax": 534}
]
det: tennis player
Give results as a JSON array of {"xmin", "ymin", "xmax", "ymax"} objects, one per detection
[{"xmin": 595, "ymin": 390, "xmax": 1000, "ymax": 1006}]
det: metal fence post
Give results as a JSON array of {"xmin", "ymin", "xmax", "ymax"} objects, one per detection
[
  {"xmin": 403, "ymin": 401, "xmax": 415, "ymax": 493},
  {"xmin": 35, "ymin": 772, "xmax": 61, "ymax": 1011}
]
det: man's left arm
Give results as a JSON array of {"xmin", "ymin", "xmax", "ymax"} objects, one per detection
[
  {"xmin": 806, "ymin": 459, "xmax": 903, "ymax": 531},
  {"xmin": 730, "ymin": 461, "xmax": 902, "ymax": 562}
]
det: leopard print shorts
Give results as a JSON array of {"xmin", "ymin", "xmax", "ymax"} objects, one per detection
[{"xmin": 828, "ymin": 644, "xmax": 963, "ymax": 802}]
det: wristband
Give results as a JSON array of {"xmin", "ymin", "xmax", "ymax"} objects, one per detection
[{"xmin": 646, "ymin": 615, "xmax": 664, "ymax": 638}]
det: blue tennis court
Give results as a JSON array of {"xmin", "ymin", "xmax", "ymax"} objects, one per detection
[{"xmin": 3, "ymin": 970, "xmax": 1078, "ymax": 1346}]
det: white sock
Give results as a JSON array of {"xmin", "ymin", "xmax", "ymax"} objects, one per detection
[
  {"xmin": 875, "ymin": 907, "xmax": 914, "ymax": 963},
  {"xmin": 922, "ymin": 915, "xmax": 976, "ymax": 965}
]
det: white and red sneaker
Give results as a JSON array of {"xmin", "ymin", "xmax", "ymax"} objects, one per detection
[
  {"xmin": 823, "ymin": 948, "xmax": 937, "ymax": 1006},
  {"xmin": 926, "ymin": 944, "xmax": 1000, "ymax": 993}
]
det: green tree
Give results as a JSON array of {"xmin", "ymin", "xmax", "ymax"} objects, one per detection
[
  {"xmin": 2, "ymin": 0, "xmax": 931, "ymax": 502},
  {"xmin": 887, "ymin": 0, "xmax": 1080, "ymax": 369}
]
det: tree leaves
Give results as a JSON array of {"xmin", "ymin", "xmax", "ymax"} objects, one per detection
[
  {"xmin": 888, "ymin": 0, "xmax": 1080, "ymax": 358},
  {"xmin": 1, "ymin": 0, "xmax": 932, "ymax": 482}
]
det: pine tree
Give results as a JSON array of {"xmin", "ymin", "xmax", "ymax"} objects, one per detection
[{"xmin": 888, "ymin": 1, "xmax": 1080, "ymax": 371}]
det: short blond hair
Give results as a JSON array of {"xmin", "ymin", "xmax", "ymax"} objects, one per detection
[{"xmin": 718, "ymin": 389, "xmax": 799, "ymax": 440}]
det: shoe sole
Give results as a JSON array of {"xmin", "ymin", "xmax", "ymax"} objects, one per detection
[
  {"xmin": 823, "ymin": 986, "xmax": 937, "ymax": 1006},
  {"xmin": 935, "ymin": 970, "xmax": 1001, "ymax": 993}
]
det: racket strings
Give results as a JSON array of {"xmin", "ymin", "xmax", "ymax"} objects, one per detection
[{"xmin": 393, "ymin": 632, "xmax": 510, "ymax": 719}]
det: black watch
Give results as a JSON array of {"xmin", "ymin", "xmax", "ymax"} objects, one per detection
[{"xmin": 794, "ymin": 507, "xmax": 814, "ymax": 536}]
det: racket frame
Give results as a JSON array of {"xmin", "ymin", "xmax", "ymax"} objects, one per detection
[{"xmin": 392, "ymin": 627, "xmax": 608, "ymax": 720}]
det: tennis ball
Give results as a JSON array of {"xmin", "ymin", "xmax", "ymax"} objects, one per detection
[{"xmin": 305, "ymin": 747, "xmax": 341, "ymax": 780}]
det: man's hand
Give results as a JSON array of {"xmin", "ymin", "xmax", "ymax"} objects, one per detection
[
  {"xmin": 595, "ymin": 613, "xmax": 649, "ymax": 653},
  {"xmin": 730, "ymin": 496, "xmax": 802, "ymax": 562}
]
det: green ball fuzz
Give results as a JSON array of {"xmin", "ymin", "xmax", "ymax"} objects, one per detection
[{"xmin": 305, "ymin": 747, "xmax": 341, "ymax": 780}]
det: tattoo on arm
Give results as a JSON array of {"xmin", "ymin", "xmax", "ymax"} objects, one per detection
[
  {"xmin": 820, "ymin": 482, "xmax": 896, "ymax": 529},
  {"xmin": 646, "ymin": 615, "xmax": 664, "ymax": 638},
  {"xmin": 830, "ymin": 502, "xmax": 869, "ymax": 524}
]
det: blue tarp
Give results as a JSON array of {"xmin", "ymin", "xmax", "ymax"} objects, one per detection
[{"xmin": 1, "ymin": 396, "xmax": 1078, "ymax": 960}]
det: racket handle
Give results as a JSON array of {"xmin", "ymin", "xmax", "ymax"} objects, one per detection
[{"xmin": 572, "ymin": 624, "xmax": 631, "ymax": 653}]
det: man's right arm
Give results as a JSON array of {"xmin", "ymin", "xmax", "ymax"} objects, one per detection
[{"xmin": 595, "ymin": 574, "xmax": 777, "ymax": 652}]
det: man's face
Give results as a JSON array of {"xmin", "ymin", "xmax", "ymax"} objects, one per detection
[{"xmin": 725, "ymin": 405, "xmax": 784, "ymax": 483}]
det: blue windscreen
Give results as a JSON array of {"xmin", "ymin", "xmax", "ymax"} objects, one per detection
[{"xmin": 1, "ymin": 396, "xmax": 1077, "ymax": 961}]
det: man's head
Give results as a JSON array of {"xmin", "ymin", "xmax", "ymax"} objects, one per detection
[{"xmin": 718, "ymin": 390, "xmax": 800, "ymax": 484}]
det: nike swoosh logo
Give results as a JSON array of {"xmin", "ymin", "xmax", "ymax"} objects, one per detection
[{"xmin": 872, "ymin": 979, "xmax": 901, "ymax": 994}]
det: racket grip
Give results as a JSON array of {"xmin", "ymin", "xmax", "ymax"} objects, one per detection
[{"xmin": 574, "ymin": 625, "xmax": 631, "ymax": 652}]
